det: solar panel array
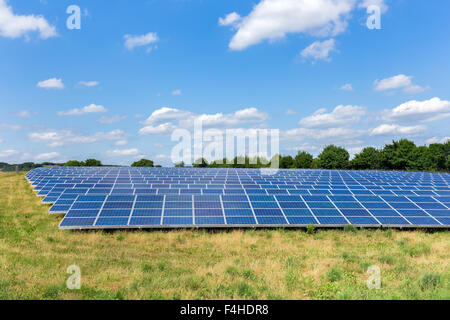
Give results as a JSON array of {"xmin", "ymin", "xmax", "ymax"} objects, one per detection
[{"xmin": 25, "ymin": 167, "xmax": 450, "ymax": 229}]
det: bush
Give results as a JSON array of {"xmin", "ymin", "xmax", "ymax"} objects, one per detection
[{"xmin": 131, "ymin": 159, "xmax": 154, "ymax": 167}]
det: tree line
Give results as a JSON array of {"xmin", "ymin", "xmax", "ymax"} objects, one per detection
[
  {"xmin": 1, "ymin": 139, "xmax": 448, "ymax": 172},
  {"xmin": 192, "ymin": 139, "xmax": 450, "ymax": 172}
]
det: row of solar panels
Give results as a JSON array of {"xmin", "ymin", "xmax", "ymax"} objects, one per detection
[{"xmin": 26, "ymin": 167, "xmax": 450, "ymax": 229}]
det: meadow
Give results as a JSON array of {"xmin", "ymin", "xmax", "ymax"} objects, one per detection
[{"xmin": 0, "ymin": 172, "xmax": 448, "ymax": 300}]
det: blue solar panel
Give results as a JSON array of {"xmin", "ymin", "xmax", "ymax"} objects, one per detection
[{"xmin": 23, "ymin": 167, "xmax": 450, "ymax": 229}]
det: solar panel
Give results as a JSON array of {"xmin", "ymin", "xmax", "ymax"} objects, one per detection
[{"xmin": 24, "ymin": 167, "xmax": 450, "ymax": 229}]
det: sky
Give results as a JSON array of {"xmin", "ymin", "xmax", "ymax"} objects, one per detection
[{"xmin": 0, "ymin": 0, "xmax": 449, "ymax": 166}]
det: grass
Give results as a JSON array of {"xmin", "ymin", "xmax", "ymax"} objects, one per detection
[{"xmin": 0, "ymin": 172, "xmax": 449, "ymax": 300}]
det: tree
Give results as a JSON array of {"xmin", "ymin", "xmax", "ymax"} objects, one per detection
[
  {"xmin": 280, "ymin": 155, "xmax": 295, "ymax": 169},
  {"xmin": 350, "ymin": 147, "xmax": 381, "ymax": 170},
  {"xmin": 84, "ymin": 159, "xmax": 102, "ymax": 167},
  {"xmin": 131, "ymin": 159, "xmax": 154, "ymax": 167},
  {"xmin": 174, "ymin": 161, "xmax": 185, "ymax": 168},
  {"xmin": 193, "ymin": 158, "xmax": 209, "ymax": 168},
  {"xmin": 317, "ymin": 145, "xmax": 350, "ymax": 169},
  {"xmin": 64, "ymin": 160, "xmax": 85, "ymax": 167},
  {"xmin": 294, "ymin": 151, "xmax": 313, "ymax": 169}
]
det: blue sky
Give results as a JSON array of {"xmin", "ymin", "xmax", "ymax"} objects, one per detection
[{"xmin": 0, "ymin": 0, "xmax": 449, "ymax": 166}]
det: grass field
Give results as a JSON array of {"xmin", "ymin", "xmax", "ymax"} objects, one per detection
[{"xmin": 0, "ymin": 172, "xmax": 449, "ymax": 300}]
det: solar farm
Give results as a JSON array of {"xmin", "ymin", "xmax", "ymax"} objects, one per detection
[{"xmin": 26, "ymin": 167, "xmax": 450, "ymax": 230}]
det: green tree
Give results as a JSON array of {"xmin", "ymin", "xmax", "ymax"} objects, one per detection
[
  {"xmin": 317, "ymin": 145, "xmax": 350, "ymax": 169},
  {"xmin": 350, "ymin": 147, "xmax": 381, "ymax": 170},
  {"xmin": 294, "ymin": 151, "xmax": 313, "ymax": 169},
  {"xmin": 64, "ymin": 160, "xmax": 85, "ymax": 167},
  {"xmin": 193, "ymin": 158, "xmax": 209, "ymax": 168},
  {"xmin": 131, "ymin": 159, "xmax": 154, "ymax": 167},
  {"xmin": 84, "ymin": 159, "xmax": 102, "ymax": 167},
  {"xmin": 174, "ymin": 161, "xmax": 185, "ymax": 168},
  {"xmin": 280, "ymin": 155, "xmax": 295, "ymax": 169}
]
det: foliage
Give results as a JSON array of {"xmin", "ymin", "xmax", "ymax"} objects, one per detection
[
  {"xmin": 294, "ymin": 151, "xmax": 314, "ymax": 169},
  {"xmin": 131, "ymin": 159, "xmax": 154, "ymax": 167},
  {"xmin": 317, "ymin": 145, "xmax": 350, "ymax": 169},
  {"xmin": 84, "ymin": 159, "xmax": 102, "ymax": 167}
]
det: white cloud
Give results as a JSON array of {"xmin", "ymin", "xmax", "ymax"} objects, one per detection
[
  {"xmin": 98, "ymin": 115, "xmax": 127, "ymax": 124},
  {"xmin": 285, "ymin": 127, "xmax": 362, "ymax": 141},
  {"xmin": 0, "ymin": 123, "xmax": 21, "ymax": 131},
  {"xmin": 78, "ymin": 81, "xmax": 99, "ymax": 87},
  {"xmin": 35, "ymin": 152, "xmax": 60, "ymax": 161},
  {"xmin": 0, "ymin": 138, "xmax": 3, "ymax": 144},
  {"xmin": 370, "ymin": 124, "xmax": 426, "ymax": 136},
  {"xmin": 139, "ymin": 123, "xmax": 176, "ymax": 136},
  {"xmin": 340, "ymin": 83, "xmax": 353, "ymax": 91},
  {"xmin": 37, "ymin": 78, "xmax": 64, "ymax": 90},
  {"xmin": 374, "ymin": 74, "xmax": 427, "ymax": 94},
  {"xmin": 222, "ymin": 0, "xmax": 354, "ymax": 51},
  {"xmin": 383, "ymin": 97, "xmax": 450, "ymax": 123},
  {"xmin": 172, "ymin": 89, "xmax": 182, "ymax": 96},
  {"xmin": 108, "ymin": 148, "xmax": 140, "ymax": 157},
  {"xmin": 218, "ymin": 12, "xmax": 242, "ymax": 27},
  {"xmin": 300, "ymin": 39, "xmax": 336, "ymax": 62},
  {"xmin": 143, "ymin": 107, "xmax": 192, "ymax": 125},
  {"xmin": 29, "ymin": 129, "xmax": 126, "ymax": 147},
  {"xmin": 124, "ymin": 32, "xmax": 159, "ymax": 50},
  {"xmin": 426, "ymin": 137, "xmax": 450, "ymax": 145},
  {"xmin": 58, "ymin": 104, "xmax": 108, "ymax": 116},
  {"xmin": 140, "ymin": 107, "xmax": 269, "ymax": 136},
  {"xmin": 284, "ymin": 109, "xmax": 297, "ymax": 115},
  {"xmin": 15, "ymin": 110, "xmax": 32, "ymax": 118},
  {"xmin": 0, "ymin": 149, "xmax": 18, "ymax": 158},
  {"xmin": 299, "ymin": 105, "xmax": 366, "ymax": 128},
  {"xmin": 358, "ymin": 0, "xmax": 388, "ymax": 13},
  {"xmin": 115, "ymin": 139, "xmax": 128, "ymax": 146},
  {"xmin": 0, "ymin": 0, "xmax": 57, "ymax": 39}
]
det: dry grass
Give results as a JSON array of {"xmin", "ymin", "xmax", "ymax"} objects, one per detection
[{"xmin": 0, "ymin": 172, "xmax": 449, "ymax": 300}]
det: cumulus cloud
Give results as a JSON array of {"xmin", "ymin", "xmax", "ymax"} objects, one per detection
[
  {"xmin": 0, "ymin": 0, "xmax": 57, "ymax": 39},
  {"xmin": 374, "ymin": 74, "xmax": 427, "ymax": 94},
  {"xmin": 35, "ymin": 152, "xmax": 60, "ymax": 161},
  {"xmin": 29, "ymin": 129, "xmax": 125, "ymax": 147},
  {"xmin": 0, "ymin": 149, "xmax": 19, "ymax": 158},
  {"xmin": 0, "ymin": 123, "xmax": 21, "ymax": 131},
  {"xmin": 37, "ymin": 78, "xmax": 64, "ymax": 90},
  {"xmin": 124, "ymin": 32, "xmax": 159, "ymax": 50},
  {"xmin": 218, "ymin": 12, "xmax": 242, "ymax": 27},
  {"xmin": 15, "ymin": 110, "xmax": 32, "ymax": 118},
  {"xmin": 383, "ymin": 97, "xmax": 450, "ymax": 123},
  {"xmin": 370, "ymin": 124, "xmax": 426, "ymax": 136},
  {"xmin": 139, "ymin": 123, "xmax": 177, "ymax": 136},
  {"xmin": 340, "ymin": 83, "xmax": 353, "ymax": 91},
  {"xmin": 299, "ymin": 105, "xmax": 366, "ymax": 128},
  {"xmin": 108, "ymin": 148, "xmax": 140, "ymax": 156},
  {"xmin": 221, "ymin": 0, "xmax": 355, "ymax": 51},
  {"xmin": 426, "ymin": 137, "xmax": 450, "ymax": 144},
  {"xmin": 300, "ymin": 39, "xmax": 336, "ymax": 62},
  {"xmin": 139, "ymin": 107, "xmax": 269, "ymax": 136},
  {"xmin": 58, "ymin": 104, "xmax": 108, "ymax": 116},
  {"xmin": 78, "ymin": 81, "xmax": 99, "ymax": 87},
  {"xmin": 358, "ymin": 0, "xmax": 388, "ymax": 13},
  {"xmin": 142, "ymin": 107, "xmax": 192, "ymax": 125},
  {"xmin": 98, "ymin": 115, "xmax": 127, "ymax": 124},
  {"xmin": 285, "ymin": 127, "xmax": 363, "ymax": 141}
]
